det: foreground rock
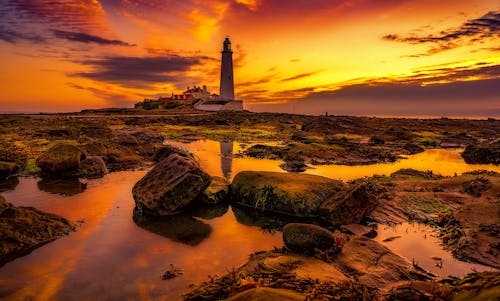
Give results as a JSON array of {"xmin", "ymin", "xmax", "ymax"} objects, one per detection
[
  {"xmin": 387, "ymin": 272, "xmax": 500, "ymax": 301},
  {"xmin": 283, "ymin": 223, "xmax": 336, "ymax": 254},
  {"xmin": 184, "ymin": 250, "xmax": 376, "ymax": 301},
  {"xmin": 319, "ymin": 182, "xmax": 381, "ymax": 226},
  {"xmin": 132, "ymin": 154, "xmax": 211, "ymax": 215},
  {"xmin": 36, "ymin": 142, "xmax": 87, "ymax": 176},
  {"xmin": 226, "ymin": 288, "xmax": 304, "ymax": 301},
  {"xmin": 231, "ymin": 171, "xmax": 344, "ymax": 218},
  {"xmin": 461, "ymin": 141, "xmax": 500, "ymax": 165},
  {"xmin": 0, "ymin": 195, "xmax": 74, "ymax": 266},
  {"xmin": 335, "ymin": 236, "xmax": 421, "ymax": 288}
]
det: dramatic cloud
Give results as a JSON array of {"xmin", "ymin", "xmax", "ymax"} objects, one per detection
[
  {"xmin": 52, "ymin": 30, "xmax": 135, "ymax": 47},
  {"xmin": 246, "ymin": 62, "xmax": 500, "ymax": 105},
  {"xmin": 0, "ymin": 27, "xmax": 45, "ymax": 43},
  {"xmin": 73, "ymin": 55, "xmax": 216, "ymax": 88},
  {"xmin": 383, "ymin": 11, "xmax": 500, "ymax": 54}
]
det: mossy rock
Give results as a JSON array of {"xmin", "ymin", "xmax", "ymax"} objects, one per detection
[
  {"xmin": 231, "ymin": 171, "xmax": 345, "ymax": 218},
  {"xmin": 36, "ymin": 142, "xmax": 87, "ymax": 175}
]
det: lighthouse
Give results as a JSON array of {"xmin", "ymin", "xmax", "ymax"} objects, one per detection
[{"xmin": 220, "ymin": 37, "xmax": 235, "ymax": 100}]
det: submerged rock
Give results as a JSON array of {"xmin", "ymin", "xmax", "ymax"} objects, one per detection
[
  {"xmin": 231, "ymin": 171, "xmax": 344, "ymax": 218},
  {"xmin": 36, "ymin": 142, "xmax": 87, "ymax": 176},
  {"xmin": 319, "ymin": 183, "xmax": 379, "ymax": 226},
  {"xmin": 283, "ymin": 223, "xmax": 336, "ymax": 254},
  {"xmin": 462, "ymin": 141, "xmax": 500, "ymax": 165},
  {"xmin": 280, "ymin": 158, "xmax": 307, "ymax": 173},
  {"xmin": 390, "ymin": 168, "xmax": 443, "ymax": 179},
  {"xmin": 0, "ymin": 195, "xmax": 74, "ymax": 266},
  {"xmin": 132, "ymin": 154, "xmax": 211, "ymax": 215},
  {"xmin": 340, "ymin": 223, "xmax": 377, "ymax": 238},
  {"xmin": 0, "ymin": 161, "xmax": 18, "ymax": 179},
  {"xmin": 79, "ymin": 156, "xmax": 107, "ymax": 178}
]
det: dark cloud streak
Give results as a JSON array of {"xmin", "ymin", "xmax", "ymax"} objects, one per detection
[
  {"xmin": 72, "ymin": 55, "xmax": 215, "ymax": 89},
  {"xmin": 52, "ymin": 30, "xmax": 135, "ymax": 47},
  {"xmin": 383, "ymin": 11, "xmax": 500, "ymax": 55}
]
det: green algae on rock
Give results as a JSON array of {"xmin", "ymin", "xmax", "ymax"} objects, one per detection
[{"xmin": 230, "ymin": 171, "xmax": 344, "ymax": 218}]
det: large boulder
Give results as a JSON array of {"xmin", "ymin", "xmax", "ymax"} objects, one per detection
[
  {"xmin": 319, "ymin": 183, "xmax": 379, "ymax": 226},
  {"xmin": 0, "ymin": 195, "xmax": 74, "ymax": 266},
  {"xmin": 36, "ymin": 143, "xmax": 87, "ymax": 175},
  {"xmin": 461, "ymin": 141, "xmax": 500, "ymax": 165},
  {"xmin": 231, "ymin": 171, "xmax": 344, "ymax": 218},
  {"xmin": 132, "ymin": 154, "xmax": 211, "ymax": 215},
  {"xmin": 0, "ymin": 161, "xmax": 18, "ymax": 179},
  {"xmin": 283, "ymin": 223, "xmax": 336, "ymax": 254},
  {"xmin": 79, "ymin": 156, "xmax": 107, "ymax": 178}
]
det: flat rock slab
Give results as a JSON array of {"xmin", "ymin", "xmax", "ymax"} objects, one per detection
[
  {"xmin": 334, "ymin": 236, "xmax": 411, "ymax": 289},
  {"xmin": 0, "ymin": 195, "xmax": 74, "ymax": 266}
]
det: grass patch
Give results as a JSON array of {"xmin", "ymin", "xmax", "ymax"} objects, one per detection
[
  {"xmin": 400, "ymin": 194, "xmax": 450, "ymax": 214},
  {"xmin": 414, "ymin": 137, "xmax": 437, "ymax": 147}
]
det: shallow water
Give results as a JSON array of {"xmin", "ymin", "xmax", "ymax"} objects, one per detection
[
  {"xmin": 168, "ymin": 139, "xmax": 500, "ymax": 181},
  {"xmin": 0, "ymin": 140, "xmax": 498, "ymax": 300},
  {"xmin": 374, "ymin": 223, "xmax": 494, "ymax": 277},
  {"xmin": 0, "ymin": 174, "xmax": 282, "ymax": 300}
]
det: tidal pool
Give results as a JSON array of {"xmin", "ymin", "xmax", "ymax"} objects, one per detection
[{"xmin": 0, "ymin": 140, "xmax": 498, "ymax": 300}]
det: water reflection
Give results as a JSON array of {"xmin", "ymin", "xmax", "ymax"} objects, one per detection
[
  {"xmin": 186, "ymin": 202, "xmax": 229, "ymax": 220},
  {"xmin": 133, "ymin": 209, "xmax": 212, "ymax": 246},
  {"xmin": 169, "ymin": 139, "xmax": 500, "ymax": 181},
  {"xmin": 232, "ymin": 206, "xmax": 319, "ymax": 233},
  {"xmin": 37, "ymin": 178, "xmax": 87, "ymax": 196},
  {"xmin": 0, "ymin": 177, "xmax": 19, "ymax": 193},
  {"xmin": 220, "ymin": 141, "xmax": 233, "ymax": 180}
]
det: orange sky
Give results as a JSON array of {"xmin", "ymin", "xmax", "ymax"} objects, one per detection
[{"xmin": 0, "ymin": 0, "xmax": 498, "ymax": 116}]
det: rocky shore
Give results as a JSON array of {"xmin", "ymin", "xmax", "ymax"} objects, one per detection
[{"xmin": 0, "ymin": 111, "xmax": 498, "ymax": 299}]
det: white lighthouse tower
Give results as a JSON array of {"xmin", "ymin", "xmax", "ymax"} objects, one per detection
[{"xmin": 220, "ymin": 37, "xmax": 235, "ymax": 100}]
